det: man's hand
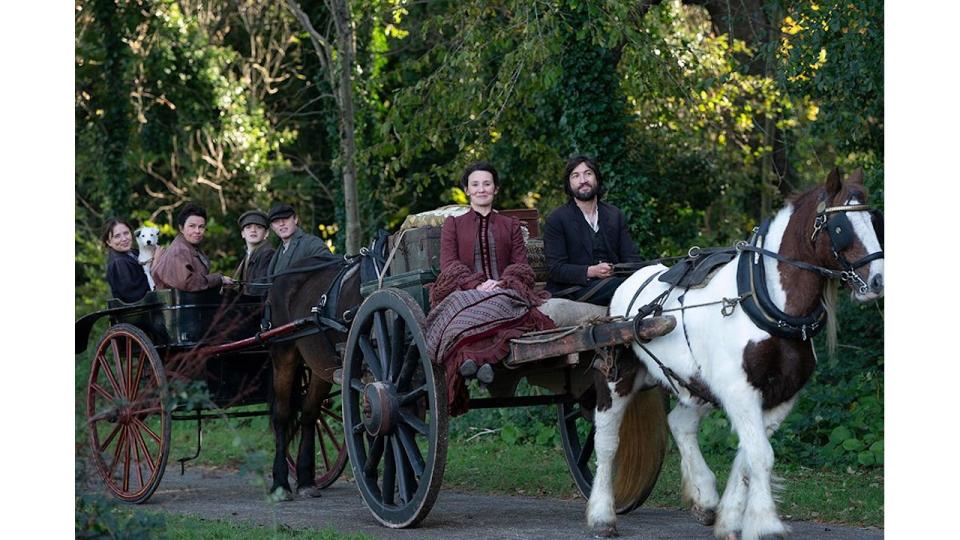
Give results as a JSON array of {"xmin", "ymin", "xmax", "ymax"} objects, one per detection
[
  {"xmin": 476, "ymin": 279, "xmax": 501, "ymax": 292},
  {"xmin": 587, "ymin": 262, "xmax": 614, "ymax": 279},
  {"xmin": 222, "ymin": 276, "xmax": 236, "ymax": 286}
]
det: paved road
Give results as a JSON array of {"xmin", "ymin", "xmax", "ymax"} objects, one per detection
[{"xmin": 119, "ymin": 466, "xmax": 882, "ymax": 539}]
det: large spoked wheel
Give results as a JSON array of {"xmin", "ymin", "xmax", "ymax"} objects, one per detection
[
  {"xmin": 342, "ymin": 288, "xmax": 448, "ymax": 528},
  {"xmin": 559, "ymin": 386, "xmax": 668, "ymax": 514},
  {"xmin": 287, "ymin": 368, "xmax": 348, "ymax": 489},
  {"xmin": 86, "ymin": 323, "xmax": 171, "ymax": 503}
]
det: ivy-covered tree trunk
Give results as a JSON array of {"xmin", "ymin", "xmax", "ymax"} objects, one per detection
[{"xmin": 90, "ymin": 0, "xmax": 132, "ymax": 218}]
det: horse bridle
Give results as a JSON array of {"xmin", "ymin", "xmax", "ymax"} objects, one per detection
[{"xmin": 809, "ymin": 196, "xmax": 885, "ymax": 295}]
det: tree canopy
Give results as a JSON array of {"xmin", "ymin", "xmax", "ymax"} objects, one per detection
[{"xmin": 76, "ymin": 0, "xmax": 883, "ymax": 311}]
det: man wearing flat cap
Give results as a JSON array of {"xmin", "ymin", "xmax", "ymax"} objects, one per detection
[
  {"xmin": 266, "ymin": 203, "xmax": 331, "ymax": 277},
  {"xmin": 234, "ymin": 210, "xmax": 276, "ymax": 296}
]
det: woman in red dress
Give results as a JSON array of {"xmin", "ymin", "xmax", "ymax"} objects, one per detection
[{"xmin": 425, "ymin": 162, "xmax": 554, "ymax": 416}]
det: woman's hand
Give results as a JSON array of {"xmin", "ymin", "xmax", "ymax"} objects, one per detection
[{"xmin": 476, "ymin": 279, "xmax": 501, "ymax": 292}]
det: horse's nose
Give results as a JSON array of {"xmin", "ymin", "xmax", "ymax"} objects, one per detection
[{"xmin": 869, "ymin": 273, "xmax": 884, "ymax": 294}]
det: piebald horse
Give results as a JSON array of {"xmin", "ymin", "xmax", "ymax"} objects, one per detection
[{"xmin": 587, "ymin": 169, "xmax": 883, "ymax": 539}]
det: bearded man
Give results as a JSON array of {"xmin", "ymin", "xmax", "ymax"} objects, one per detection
[{"xmin": 542, "ymin": 155, "xmax": 643, "ymax": 305}]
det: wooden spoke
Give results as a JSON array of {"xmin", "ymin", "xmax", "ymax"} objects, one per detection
[
  {"xmin": 96, "ymin": 353, "xmax": 124, "ymax": 398},
  {"xmin": 316, "ymin": 431, "xmax": 332, "ymax": 470},
  {"xmin": 110, "ymin": 338, "xmax": 128, "ymax": 399},
  {"xmin": 358, "ymin": 336, "xmax": 384, "ymax": 381},
  {"xmin": 392, "ymin": 434, "xmax": 414, "ymax": 504},
  {"xmin": 319, "ymin": 405, "xmax": 342, "ymax": 424},
  {"xmin": 364, "ymin": 435, "xmax": 385, "ymax": 479},
  {"xmin": 97, "ymin": 422, "xmax": 123, "ymax": 452},
  {"xmin": 389, "ymin": 315, "xmax": 406, "ymax": 382},
  {"xmin": 129, "ymin": 350, "xmax": 147, "ymax": 403},
  {"xmin": 565, "ymin": 405, "xmax": 583, "ymax": 423},
  {"xmin": 382, "ymin": 437, "xmax": 396, "ymax": 505},
  {"xmin": 577, "ymin": 426, "xmax": 595, "ymax": 471},
  {"xmin": 399, "ymin": 384, "xmax": 428, "ymax": 407},
  {"xmin": 90, "ymin": 382, "xmax": 115, "ymax": 402},
  {"xmin": 107, "ymin": 426, "xmax": 129, "ymax": 477},
  {"xmin": 399, "ymin": 409, "xmax": 429, "ymax": 435},
  {"xmin": 396, "ymin": 347, "xmax": 419, "ymax": 389},
  {"xmin": 372, "ymin": 311, "xmax": 391, "ymax": 379},
  {"xmin": 131, "ymin": 417, "xmax": 162, "ymax": 445},
  {"xmin": 396, "ymin": 424, "xmax": 426, "ymax": 478},
  {"xmin": 122, "ymin": 428, "xmax": 132, "ymax": 492},
  {"xmin": 318, "ymin": 416, "xmax": 342, "ymax": 452},
  {"xmin": 130, "ymin": 426, "xmax": 157, "ymax": 472}
]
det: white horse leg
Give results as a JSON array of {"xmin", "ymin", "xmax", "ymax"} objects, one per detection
[
  {"xmin": 667, "ymin": 400, "xmax": 719, "ymax": 524},
  {"xmin": 716, "ymin": 392, "xmax": 787, "ymax": 540},
  {"xmin": 714, "ymin": 397, "xmax": 797, "ymax": 538},
  {"xmin": 586, "ymin": 383, "xmax": 634, "ymax": 537}
]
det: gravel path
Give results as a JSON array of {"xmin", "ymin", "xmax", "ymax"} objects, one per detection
[{"xmin": 115, "ymin": 466, "xmax": 884, "ymax": 539}]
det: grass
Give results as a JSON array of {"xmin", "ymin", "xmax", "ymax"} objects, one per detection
[{"xmin": 441, "ymin": 437, "xmax": 883, "ymax": 527}]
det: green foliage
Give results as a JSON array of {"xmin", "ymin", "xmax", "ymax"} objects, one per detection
[{"xmin": 76, "ymin": 493, "xmax": 166, "ymax": 539}]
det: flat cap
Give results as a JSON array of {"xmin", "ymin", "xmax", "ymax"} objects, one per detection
[
  {"xmin": 267, "ymin": 203, "xmax": 296, "ymax": 222},
  {"xmin": 238, "ymin": 210, "xmax": 268, "ymax": 229}
]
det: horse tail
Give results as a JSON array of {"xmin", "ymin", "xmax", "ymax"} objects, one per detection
[
  {"xmin": 612, "ymin": 386, "xmax": 669, "ymax": 510},
  {"xmin": 822, "ymin": 280, "xmax": 838, "ymax": 363}
]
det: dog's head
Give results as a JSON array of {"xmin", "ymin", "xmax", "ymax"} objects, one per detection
[{"xmin": 135, "ymin": 227, "xmax": 160, "ymax": 249}]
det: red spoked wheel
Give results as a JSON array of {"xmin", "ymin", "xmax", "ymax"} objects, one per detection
[{"xmin": 86, "ymin": 323, "xmax": 171, "ymax": 503}]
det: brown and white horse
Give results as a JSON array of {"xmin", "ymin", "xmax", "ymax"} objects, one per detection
[{"xmin": 588, "ymin": 169, "xmax": 883, "ymax": 539}]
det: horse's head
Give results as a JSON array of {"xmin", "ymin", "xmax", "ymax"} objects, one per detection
[{"xmin": 809, "ymin": 168, "xmax": 884, "ymax": 301}]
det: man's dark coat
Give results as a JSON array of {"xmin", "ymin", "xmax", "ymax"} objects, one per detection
[{"xmin": 542, "ymin": 200, "xmax": 641, "ymax": 294}]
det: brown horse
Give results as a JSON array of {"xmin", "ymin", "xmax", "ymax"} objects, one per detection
[{"xmin": 265, "ymin": 251, "xmax": 375, "ymax": 500}]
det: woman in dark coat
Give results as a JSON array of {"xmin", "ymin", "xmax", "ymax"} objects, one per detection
[
  {"xmin": 425, "ymin": 162, "xmax": 554, "ymax": 415},
  {"xmin": 102, "ymin": 218, "xmax": 150, "ymax": 303}
]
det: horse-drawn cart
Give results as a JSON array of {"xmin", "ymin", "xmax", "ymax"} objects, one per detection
[
  {"xmin": 76, "ymin": 288, "xmax": 347, "ymax": 503},
  {"xmin": 339, "ymin": 215, "xmax": 675, "ymax": 528},
  {"xmin": 76, "ymin": 211, "xmax": 674, "ymax": 528}
]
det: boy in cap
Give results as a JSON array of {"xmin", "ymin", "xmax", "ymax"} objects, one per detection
[
  {"xmin": 266, "ymin": 203, "xmax": 331, "ymax": 276},
  {"xmin": 234, "ymin": 209, "xmax": 276, "ymax": 296}
]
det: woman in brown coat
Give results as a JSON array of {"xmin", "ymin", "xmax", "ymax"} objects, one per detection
[{"xmin": 426, "ymin": 162, "xmax": 554, "ymax": 415}]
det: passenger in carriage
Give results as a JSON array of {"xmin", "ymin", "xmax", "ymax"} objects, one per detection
[
  {"xmin": 265, "ymin": 202, "xmax": 331, "ymax": 277},
  {"xmin": 543, "ymin": 155, "xmax": 643, "ymax": 306},
  {"xmin": 233, "ymin": 209, "xmax": 275, "ymax": 296},
  {"xmin": 102, "ymin": 218, "xmax": 151, "ymax": 303},
  {"xmin": 426, "ymin": 161, "xmax": 555, "ymax": 416},
  {"xmin": 151, "ymin": 202, "xmax": 235, "ymax": 291}
]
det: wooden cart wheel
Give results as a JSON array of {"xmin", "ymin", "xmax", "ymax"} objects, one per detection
[
  {"xmin": 559, "ymin": 385, "xmax": 668, "ymax": 514},
  {"xmin": 86, "ymin": 323, "xmax": 171, "ymax": 503},
  {"xmin": 287, "ymin": 368, "xmax": 348, "ymax": 489},
  {"xmin": 342, "ymin": 288, "xmax": 447, "ymax": 528}
]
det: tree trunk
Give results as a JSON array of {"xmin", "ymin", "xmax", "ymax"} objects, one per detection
[{"xmin": 331, "ymin": 0, "xmax": 362, "ymax": 254}]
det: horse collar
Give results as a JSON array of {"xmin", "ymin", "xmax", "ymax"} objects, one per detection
[{"xmin": 736, "ymin": 219, "xmax": 826, "ymax": 341}]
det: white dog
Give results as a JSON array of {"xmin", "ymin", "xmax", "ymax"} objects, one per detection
[{"xmin": 135, "ymin": 226, "xmax": 160, "ymax": 291}]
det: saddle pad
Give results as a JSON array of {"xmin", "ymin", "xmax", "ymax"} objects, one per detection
[{"xmin": 659, "ymin": 251, "xmax": 736, "ymax": 289}]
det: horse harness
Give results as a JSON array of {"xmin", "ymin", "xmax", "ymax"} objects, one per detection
[{"xmin": 619, "ymin": 199, "xmax": 884, "ymax": 405}]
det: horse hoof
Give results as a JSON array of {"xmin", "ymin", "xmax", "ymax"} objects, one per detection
[
  {"xmin": 460, "ymin": 359, "xmax": 478, "ymax": 378},
  {"xmin": 758, "ymin": 535, "xmax": 785, "ymax": 540},
  {"xmin": 477, "ymin": 363, "xmax": 494, "ymax": 384},
  {"xmin": 691, "ymin": 505, "xmax": 716, "ymax": 526},
  {"xmin": 591, "ymin": 523, "xmax": 619, "ymax": 538},
  {"xmin": 268, "ymin": 487, "xmax": 294, "ymax": 503},
  {"xmin": 297, "ymin": 485, "xmax": 323, "ymax": 498}
]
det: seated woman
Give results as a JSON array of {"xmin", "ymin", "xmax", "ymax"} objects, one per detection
[
  {"xmin": 102, "ymin": 218, "xmax": 150, "ymax": 303},
  {"xmin": 425, "ymin": 162, "xmax": 555, "ymax": 416}
]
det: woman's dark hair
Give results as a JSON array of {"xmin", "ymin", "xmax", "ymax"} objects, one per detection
[
  {"xmin": 100, "ymin": 218, "xmax": 133, "ymax": 248},
  {"xmin": 177, "ymin": 202, "xmax": 207, "ymax": 228},
  {"xmin": 563, "ymin": 155, "xmax": 605, "ymax": 200},
  {"xmin": 460, "ymin": 161, "xmax": 500, "ymax": 190}
]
